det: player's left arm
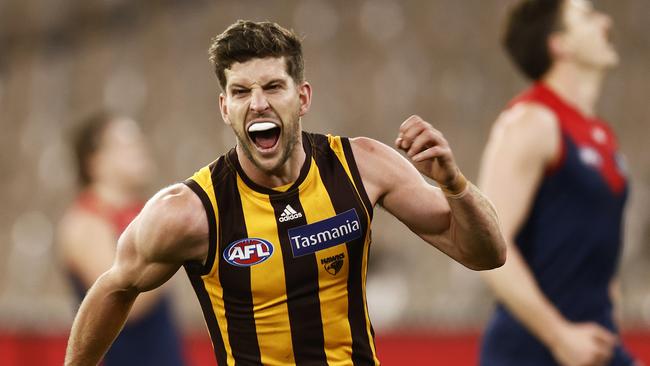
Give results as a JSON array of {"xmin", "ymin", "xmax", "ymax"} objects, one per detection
[{"xmin": 351, "ymin": 115, "xmax": 506, "ymax": 270}]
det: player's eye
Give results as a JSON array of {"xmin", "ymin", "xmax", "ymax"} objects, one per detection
[{"xmin": 231, "ymin": 88, "xmax": 249, "ymax": 96}]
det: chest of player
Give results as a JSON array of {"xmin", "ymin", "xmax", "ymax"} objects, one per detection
[
  {"xmin": 215, "ymin": 180, "xmax": 369, "ymax": 300},
  {"xmin": 555, "ymin": 121, "xmax": 628, "ymax": 206}
]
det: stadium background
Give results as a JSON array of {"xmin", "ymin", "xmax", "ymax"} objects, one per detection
[{"xmin": 0, "ymin": 0, "xmax": 648, "ymax": 364}]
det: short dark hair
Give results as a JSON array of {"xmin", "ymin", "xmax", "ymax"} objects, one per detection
[
  {"xmin": 72, "ymin": 111, "xmax": 115, "ymax": 187},
  {"xmin": 503, "ymin": 0, "xmax": 565, "ymax": 80},
  {"xmin": 208, "ymin": 20, "xmax": 304, "ymax": 90}
]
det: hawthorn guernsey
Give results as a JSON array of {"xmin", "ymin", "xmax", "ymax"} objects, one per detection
[{"xmin": 288, "ymin": 209, "xmax": 362, "ymax": 257}]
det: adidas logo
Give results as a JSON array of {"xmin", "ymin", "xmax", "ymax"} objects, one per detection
[{"xmin": 279, "ymin": 205, "xmax": 303, "ymax": 222}]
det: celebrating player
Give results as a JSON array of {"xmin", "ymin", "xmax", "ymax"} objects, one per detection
[{"xmin": 65, "ymin": 20, "xmax": 505, "ymax": 365}]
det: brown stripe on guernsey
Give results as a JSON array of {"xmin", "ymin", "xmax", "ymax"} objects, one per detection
[
  {"xmin": 182, "ymin": 178, "xmax": 227, "ymax": 366},
  {"xmin": 340, "ymin": 136, "xmax": 374, "ymax": 219},
  {"xmin": 297, "ymin": 159, "xmax": 355, "ymax": 363},
  {"xmin": 215, "ymin": 166, "xmax": 262, "ymax": 364},
  {"xmin": 236, "ymin": 174, "xmax": 295, "ymax": 365},
  {"xmin": 270, "ymin": 191, "xmax": 328, "ymax": 365},
  {"xmin": 205, "ymin": 158, "xmax": 237, "ymax": 366},
  {"xmin": 312, "ymin": 134, "xmax": 379, "ymax": 365}
]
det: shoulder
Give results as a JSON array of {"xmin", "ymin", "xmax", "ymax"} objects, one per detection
[
  {"xmin": 489, "ymin": 102, "xmax": 560, "ymax": 163},
  {"xmin": 57, "ymin": 206, "xmax": 114, "ymax": 253},
  {"xmin": 143, "ymin": 183, "xmax": 204, "ymax": 222},
  {"xmin": 349, "ymin": 136, "xmax": 402, "ymax": 162},
  {"xmin": 349, "ymin": 136, "xmax": 426, "ymax": 205},
  {"xmin": 133, "ymin": 183, "xmax": 208, "ymax": 262},
  {"xmin": 495, "ymin": 102, "xmax": 558, "ymax": 134},
  {"xmin": 350, "ymin": 136, "xmax": 425, "ymax": 175},
  {"xmin": 349, "ymin": 136, "xmax": 408, "ymax": 174}
]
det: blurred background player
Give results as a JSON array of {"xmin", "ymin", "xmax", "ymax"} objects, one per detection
[
  {"xmin": 57, "ymin": 112, "xmax": 186, "ymax": 366},
  {"xmin": 478, "ymin": 0, "xmax": 637, "ymax": 365}
]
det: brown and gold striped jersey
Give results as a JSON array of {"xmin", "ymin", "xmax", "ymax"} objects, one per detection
[{"xmin": 183, "ymin": 132, "xmax": 379, "ymax": 366}]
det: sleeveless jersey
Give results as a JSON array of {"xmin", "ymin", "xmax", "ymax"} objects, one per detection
[
  {"xmin": 69, "ymin": 191, "xmax": 185, "ymax": 366},
  {"xmin": 183, "ymin": 132, "xmax": 379, "ymax": 366},
  {"xmin": 480, "ymin": 83, "xmax": 634, "ymax": 365}
]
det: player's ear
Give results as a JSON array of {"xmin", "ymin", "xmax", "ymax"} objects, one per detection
[
  {"xmin": 548, "ymin": 32, "xmax": 568, "ymax": 60},
  {"xmin": 219, "ymin": 93, "xmax": 231, "ymax": 126},
  {"xmin": 297, "ymin": 81, "xmax": 312, "ymax": 117}
]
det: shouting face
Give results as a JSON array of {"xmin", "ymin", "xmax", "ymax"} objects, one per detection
[{"xmin": 219, "ymin": 57, "xmax": 312, "ymax": 175}]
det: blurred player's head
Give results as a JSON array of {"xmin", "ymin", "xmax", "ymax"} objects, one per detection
[
  {"xmin": 73, "ymin": 112, "xmax": 153, "ymax": 191},
  {"xmin": 503, "ymin": 0, "xmax": 617, "ymax": 80},
  {"xmin": 209, "ymin": 21, "xmax": 312, "ymax": 175}
]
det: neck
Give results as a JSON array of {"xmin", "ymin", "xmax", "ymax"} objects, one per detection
[
  {"xmin": 542, "ymin": 62, "xmax": 606, "ymax": 117},
  {"xmin": 87, "ymin": 182, "xmax": 139, "ymax": 208},
  {"xmin": 237, "ymin": 139, "xmax": 306, "ymax": 189}
]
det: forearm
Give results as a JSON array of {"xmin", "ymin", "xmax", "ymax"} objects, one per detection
[
  {"xmin": 445, "ymin": 181, "xmax": 506, "ymax": 270},
  {"xmin": 65, "ymin": 272, "xmax": 137, "ymax": 366},
  {"xmin": 481, "ymin": 247, "xmax": 567, "ymax": 348}
]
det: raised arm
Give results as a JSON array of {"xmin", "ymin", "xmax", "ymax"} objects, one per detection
[
  {"xmin": 64, "ymin": 183, "xmax": 208, "ymax": 366},
  {"xmin": 478, "ymin": 104, "xmax": 617, "ymax": 366},
  {"xmin": 351, "ymin": 115, "xmax": 506, "ymax": 270}
]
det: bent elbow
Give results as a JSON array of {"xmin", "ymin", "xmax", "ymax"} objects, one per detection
[
  {"xmin": 489, "ymin": 245, "xmax": 507, "ymax": 269},
  {"xmin": 462, "ymin": 241, "xmax": 507, "ymax": 271}
]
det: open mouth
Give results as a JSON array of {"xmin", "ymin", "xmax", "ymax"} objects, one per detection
[{"xmin": 248, "ymin": 122, "xmax": 281, "ymax": 150}]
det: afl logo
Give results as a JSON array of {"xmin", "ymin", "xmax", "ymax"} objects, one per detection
[{"xmin": 224, "ymin": 238, "xmax": 274, "ymax": 267}]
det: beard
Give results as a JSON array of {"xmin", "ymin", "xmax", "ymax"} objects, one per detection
[{"xmin": 233, "ymin": 112, "xmax": 302, "ymax": 175}]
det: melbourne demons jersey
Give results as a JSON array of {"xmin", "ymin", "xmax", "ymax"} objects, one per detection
[
  {"xmin": 480, "ymin": 83, "xmax": 633, "ymax": 365},
  {"xmin": 184, "ymin": 132, "xmax": 380, "ymax": 366},
  {"xmin": 69, "ymin": 192, "xmax": 185, "ymax": 366}
]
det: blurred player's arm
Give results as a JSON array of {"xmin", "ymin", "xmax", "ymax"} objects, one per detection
[
  {"xmin": 610, "ymin": 277, "xmax": 624, "ymax": 326},
  {"xmin": 65, "ymin": 184, "xmax": 208, "ymax": 366},
  {"xmin": 351, "ymin": 115, "xmax": 506, "ymax": 271},
  {"xmin": 478, "ymin": 104, "xmax": 616, "ymax": 366},
  {"xmin": 58, "ymin": 210, "xmax": 167, "ymax": 321}
]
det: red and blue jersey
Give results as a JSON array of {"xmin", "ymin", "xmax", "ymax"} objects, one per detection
[
  {"xmin": 480, "ymin": 83, "xmax": 634, "ymax": 365},
  {"xmin": 69, "ymin": 192, "xmax": 185, "ymax": 366}
]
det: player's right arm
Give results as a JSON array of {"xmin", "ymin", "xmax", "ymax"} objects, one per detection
[
  {"xmin": 64, "ymin": 183, "xmax": 208, "ymax": 366},
  {"xmin": 478, "ymin": 103, "xmax": 616, "ymax": 366},
  {"xmin": 58, "ymin": 206, "xmax": 169, "ymax": 321}
]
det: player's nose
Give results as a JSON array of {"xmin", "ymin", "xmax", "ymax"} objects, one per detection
[{"xmin": 249, "ymin": 89, "xmax": 270, "ymax": 113}]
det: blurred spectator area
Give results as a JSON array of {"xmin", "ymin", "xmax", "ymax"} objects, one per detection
[{"xmin": 0, "ymin": 0, "xmax": 648, "ymax": 363}]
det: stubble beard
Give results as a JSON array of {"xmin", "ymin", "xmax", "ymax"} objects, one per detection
[{"xmin": 234, "ymin": 114, "xmax": 302, "ymax": 176}]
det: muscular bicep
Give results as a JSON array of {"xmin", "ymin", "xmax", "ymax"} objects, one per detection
[
  {"xmin": 477, "ymin": 104, "xmax": 559, "ymax": 239},
  {"xmin": 109, "ymin": 183, "xmax": 210, "ymax": 293},
  {"xmin": 351, "ymin": 137, "xmax": 451, "ymax": 237},
  {"xmin": 109, "ymin": 219, "xmax": 179, "ymax": 293}
]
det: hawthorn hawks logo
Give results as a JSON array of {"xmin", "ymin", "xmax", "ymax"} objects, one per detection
[
  {"xmin": 320, "ymin": 253, "xmax": 345, "ymax": 275},
  {"xmin": 224, "ymin": 238, "xmax": 274, "ymax": 267}
]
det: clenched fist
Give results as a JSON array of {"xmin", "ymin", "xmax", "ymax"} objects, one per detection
[{"xmin": 395, "ymin": 115, "xmax": 466, "ymax": 195}]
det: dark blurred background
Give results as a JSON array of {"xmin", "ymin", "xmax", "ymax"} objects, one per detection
[{"xmin": 0, "ymin": 0, "xmax": 648, "ymax": 364}]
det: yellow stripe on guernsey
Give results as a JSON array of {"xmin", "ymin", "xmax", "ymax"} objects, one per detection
[
  {"xmin": 189, "ymin": 164, "xmax": 236, "ymax": 366},
  {"xmin": 236, "ymin": 175, "xmax": 295, "ymax": 366},
  {"xmin": 328, "ymin": 135, "xmax": 380, "ymax": 364},
  {"xmin": 299, "ymin": 159, "xmax": 354, "ymax": 365}
]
